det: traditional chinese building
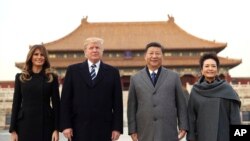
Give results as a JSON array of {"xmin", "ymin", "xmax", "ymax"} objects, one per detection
[{"xmin": 16, "ymin": 16, "xmax": 241, "ymax": 90}]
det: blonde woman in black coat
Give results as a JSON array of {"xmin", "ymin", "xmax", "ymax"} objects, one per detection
[{"xmin": 9, "ymin": 44, "xmax": 60, "ymax": 141}]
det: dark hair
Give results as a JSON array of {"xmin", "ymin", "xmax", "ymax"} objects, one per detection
[
  {"xmin": 145, "ymin": 42, "xmax": 164, "ymax": 53},
  {"xmin": 20, "ymin": 44, "xmax": 55, "ymax": 82},
  {"xmin": 199, "ymin": 53, "xmax": 220, "ymax": 69}
]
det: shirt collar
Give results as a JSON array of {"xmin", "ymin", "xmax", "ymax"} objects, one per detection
[
  {"xmin": 148, "ymin": 69, "xmax": 158, "ymax": 74},
  {"xmin": 88, "ymin": 60, "xmax": 100, "ymax": 69}
]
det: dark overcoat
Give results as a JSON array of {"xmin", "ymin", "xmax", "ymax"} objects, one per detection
[
  {"xmin": 9, "ymin": 72, "xmax": 60, "ymax": 141},
  {"xmin": 60, "ymin": 61, "xmax": 123, "ymax": 141}
]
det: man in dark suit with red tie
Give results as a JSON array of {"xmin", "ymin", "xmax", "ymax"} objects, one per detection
[{"xmin": 60, "ymin": 37, "xmax": 123, "ymax": 141}]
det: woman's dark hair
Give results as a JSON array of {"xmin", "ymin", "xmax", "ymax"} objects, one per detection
[
  {"xmin": 199, "ymin": 53, "xmax": 220, "ymax": 69},
  {"xmin": 20, "ymin": 44, "xmax": 55, "ymax": 82},
  {"xmin": 145, "ymin": 42, "xmax": 164, "ymax": 53}
]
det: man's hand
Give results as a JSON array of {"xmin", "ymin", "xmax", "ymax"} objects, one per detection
[
  {"xmin": 111, "ymin": 130, "xmax": 120, "ymax": 141},
  {"xmin": 130, "ymin": 133, "xmax": 138, "ymax": 141},
  {"xmin": 178, "ymin": 129, "xmax": 186, "ymax": 140},
  {"xmin": 63, "ymin": 128, "xmax": 73, "ymax": 141}
]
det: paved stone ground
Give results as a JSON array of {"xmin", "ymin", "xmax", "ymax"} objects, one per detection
[
  {"xmin": 0, "ymin": 128, "xmax": 131, "ymax": 141},
  {"xmin": 0, "ymin": 128, "xmax": 186, "ymax": 141},
  {"xmin": 57, "ymin": 128, "xmax": 130, "ymax": 141}
]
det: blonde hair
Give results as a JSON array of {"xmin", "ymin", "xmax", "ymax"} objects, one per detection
[
  {"xmin": 83, "ymin": 37, "xmax": 104, "ymax": 51},
  {"xmin": 20, "ymin": 44, "xmax": 56, "ymax": 83}
]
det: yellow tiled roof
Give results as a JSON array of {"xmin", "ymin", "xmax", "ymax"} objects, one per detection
[{"xmin": 44, "ymin": 16, "xmax": 226, "ymax": 51}]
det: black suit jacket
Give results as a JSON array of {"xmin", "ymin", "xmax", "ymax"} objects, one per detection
[{"xmin": 60, "ymin": 61, "xmax": 123, "ymax": 141}]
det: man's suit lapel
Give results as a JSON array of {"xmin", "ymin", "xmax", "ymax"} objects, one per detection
[
  {"xmin": 79, "ymin": 61, "xmax": 93, "ymax": 87},
  {"xmin": 155, "ymin": 67, "xmax": 167, "ymax": 90},
  {"xmin": 141, "ymin": 68, "xmax": 155, "ymax": 90},
  {"xmin": 92, "ymin": 62, "xmax": 105, "ymax": 86}
]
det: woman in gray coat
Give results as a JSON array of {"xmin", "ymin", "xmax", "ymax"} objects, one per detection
[
  {"xmin": 187, "ymin": 53, "xmax": 241, "ymax": 141},
  {"xmin": 127, "ymin": 42, "xmax": 188, "ymax": 141}
]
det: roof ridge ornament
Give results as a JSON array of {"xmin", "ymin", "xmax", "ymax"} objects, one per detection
[
  {"xmin": 81, "ymin": 16, "xmax": 88, "ymax": 23},
  {"xmin": 168, "ymin": 14, "xmax": 175, "ymax": 22}
]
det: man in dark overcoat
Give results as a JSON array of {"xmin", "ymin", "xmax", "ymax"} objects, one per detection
[{"xmin": 60, "ymin": 37, "xmax": 123, "ymax": 141}]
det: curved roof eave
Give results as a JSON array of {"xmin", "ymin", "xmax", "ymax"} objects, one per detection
[{"xmin": 43, "ymin": 16, "xmax": 227, "ymax": 51}]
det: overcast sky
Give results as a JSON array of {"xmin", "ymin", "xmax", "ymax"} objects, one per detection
[{"xmin": 0, "ymin": 0, "xmax": 249, "ymax": 80}]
